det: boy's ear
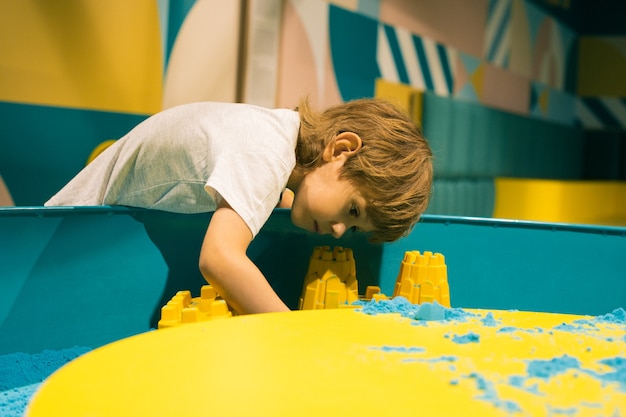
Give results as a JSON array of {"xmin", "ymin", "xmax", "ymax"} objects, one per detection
[{"xmin": 322, "ymin": 132, "xmax": 363, "ymax": 162}]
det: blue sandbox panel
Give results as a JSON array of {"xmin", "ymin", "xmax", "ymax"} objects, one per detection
[
  {"xmin": 0, "ymin": 210, "xmax": 170, "ymax": 354},
  {"xmin": 382, "ymin": 218, "xmax": 626, "ymax": 315},
  {"xmin": 1, "ymin": 207, "xmax": 625, "ymax": 356}
]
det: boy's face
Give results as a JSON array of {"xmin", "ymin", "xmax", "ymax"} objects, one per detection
[{"xmin": 289, "ymin": 158, "xmax": 374, "ymax": 239}]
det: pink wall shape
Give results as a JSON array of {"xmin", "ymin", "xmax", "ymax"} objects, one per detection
[
  {"xmin": 277, "ymin": 0, "xmax": 343, "ymax": 109},
  {"xmin": 379, "ymin": 0, "xmax": 488, "ymax": 57}
]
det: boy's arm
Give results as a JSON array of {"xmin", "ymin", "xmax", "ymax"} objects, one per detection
[{"xmin": 199, "ymin": 199, "xmax": 290, "ymax": 315}]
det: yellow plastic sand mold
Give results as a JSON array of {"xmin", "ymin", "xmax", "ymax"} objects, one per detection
[
  {"xmin": 159, "ymin": 246, "xmax": 451, "ymax": 327},
  {"xmin": 298, "ymin": 246, "xmax": 451, "ymax": 310},
  {"xmin": 157, "ymin": 285, "xmax": 232, "ymax": 329},
  {"xmin": 391, "ymin": 250, "xmax": 450, "ymax": 307},
  {"xmin": 298, "ymin": 246, "xmax": 360, "ymax": 310}
]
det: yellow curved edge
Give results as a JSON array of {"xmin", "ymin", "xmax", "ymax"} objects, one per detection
[
  {"xmin": 26, "ymin": 309, "xmax": 626, "ymax": 417},
  {"xmin": 86, "ymin": 140, "xmax": 117, "ymax": 165}
]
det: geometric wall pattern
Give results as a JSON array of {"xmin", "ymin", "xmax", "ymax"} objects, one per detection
[
  {"xmin": 377, "ymin": 23, "xmax": 455, "ymax": 97},
  {"xmin": 325, "ymin": 0, "xmax": 621, "ymax": 132},
  {"xmin": 486, "ymin": 0, "xmax": 577, "ymax": 92},
  {"xmin": 576, "ymin": 36, "xmax": 626, "ymax": 129},
  {"xmin": 326, "ymin": 0, "xmax": 580, "ymax": 126},
  {"xmin": 577, "ymin": 97, "xmax": 626, "ymax": 130},
  {"xmin": 577, "ymin": 36, "xmax": 626, "ymax": 97},
  {"xmin": 484, "ymin": 0, "xmax": 513, "ymax": 70},
  {"xmin": 529, "ymin": 81, "xmax": 576, "ymax": 125}
]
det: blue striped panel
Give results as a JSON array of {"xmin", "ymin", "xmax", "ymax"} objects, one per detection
[
  {"xmin": 427, "ymin": 179, "xmax": 496, "ymax": 218},
  {"xmin": 411, "ymin": 35, "xmax": 434, "ymax": 92},
  {"xmin": 583, "ymin": 98, "xmax": 623, "ymax": 129},
  {"xmin": 383, "ymin": 25, "xmax": 410, "ymax": 85},
  {"xmin": 436, "ymin": 44, "xmax": 454, "ymax": 95},
  {"xmin": 486, "ymin": 0, "xmax": 512, "ymax": 65},
  {"xmin": 422, "ymin": 92, "xmax": 584, "ymax": 179},
  {"xmin": 487, "ymin": 0, "xmax": 498, "ymax": 18}
]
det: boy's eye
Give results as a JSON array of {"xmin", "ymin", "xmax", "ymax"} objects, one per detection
[{"xmin": 349, "ymin": 204, "xmax": 360, "ymax": 217}]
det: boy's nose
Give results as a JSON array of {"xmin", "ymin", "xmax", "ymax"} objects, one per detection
[{"xmin": 330, "ymin": 222, "xmax": 346, "ymax": 239}]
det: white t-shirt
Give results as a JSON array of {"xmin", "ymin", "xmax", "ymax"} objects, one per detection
[{"xmin": 45, "ymin": 102, "xmax": 301, "ymax": 237}]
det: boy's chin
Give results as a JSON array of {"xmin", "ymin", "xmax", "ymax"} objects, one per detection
[{"xmin": 289, "ymin": 211, "xmax": 310, "ymax": 233}]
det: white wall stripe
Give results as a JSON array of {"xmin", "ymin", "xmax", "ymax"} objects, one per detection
[
  {"xmin": 602, "ymin": 97, "xmax": 626, "ymax": 127},
  {"xmin": 422, "ymin": 37, "xmax": 449, "ymax": 96},
  {"xmin": 445, "ymin": 45, "xmax": 458, "ymax": 93},
  {"xmin": 395, "ymin": 27, "xmax": 425, "ymax": 90},
  {"xmin": 484, "ymin": 0, "xmax": 510, "ymax": 56},
  {"xmin": 576, "ymin": 99, "xmax": 603, "ymax": 129},
  {"xmin": 549, "ymin": 22, "xmax": 564, "ymax": 90},
  {"xmin": 493, "ymin": 24, "xmax": 510, "ymax": 67},
  {"xmin": 376, "ymin": 24, "xmax": 399, "ymax": 83}
]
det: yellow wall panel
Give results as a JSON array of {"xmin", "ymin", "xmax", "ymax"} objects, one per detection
[
  {"xmin": 0, "ymin": 0, "xmax": 163, "ymax": 114},
  {"xmin": 494, "ymin": 178, "xmax": 626, "ymax": 227},
  {"xmin": 374, "ymin": 78, "xmax": 423, "ymax": 126},
  {"xmin": 577, "ymin": 37, "xmax": 626, "ymax": 96}
]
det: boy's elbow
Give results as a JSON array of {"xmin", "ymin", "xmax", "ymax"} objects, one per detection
[
  {"xmin": 198, "ymin": 243, "xmax": 239, "ymax": 285},
  {"xmin": 198, "ymin": 248, "xmax": 219, "ymax": 284},
  {"xmin": 199, "ymin": 257, "xmax": 215, "ymax": 283}
]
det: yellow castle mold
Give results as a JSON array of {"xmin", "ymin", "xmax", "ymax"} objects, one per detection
[
  {"xmin": 158, "ymin": 246, "xmax": 451, "ymax": 327},
  {"xmin": 391, "ymin": 250, "xmax": 451, "ymax": 307},
  {"xmin": 157, "ymin": 285, "xmax": 232, "ymax": 329},
  {"xmin": 298, "ymin": 246, "xmax": 359, "ymax": 310},
  {"xmin": 298, "ymin": 246, "xmax": 451, "ymax": 310}
]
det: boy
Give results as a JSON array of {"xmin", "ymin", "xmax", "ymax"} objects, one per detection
[{"xmin": 45, "ymin": 98, "xmax": 433, "ymax": 314}]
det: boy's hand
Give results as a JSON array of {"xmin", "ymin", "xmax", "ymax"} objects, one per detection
[{"xmin": 199, "ymin": 199, "xmax": 290, "ymax": 314}]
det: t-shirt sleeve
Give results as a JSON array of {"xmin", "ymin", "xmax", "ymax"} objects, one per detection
[{"xmin": 205, "ymin": 151, "xmax": 292, "ymax": 238}]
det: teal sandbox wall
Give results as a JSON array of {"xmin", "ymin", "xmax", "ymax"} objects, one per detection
[{"xmin": 1, "ymin": 207, "xmax": 624, "ymax": 355}]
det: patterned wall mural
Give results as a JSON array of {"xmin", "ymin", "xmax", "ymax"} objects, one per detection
[
  {"xmin": 576, "ymin": 36, "xmax": 626, "ymax": 130},
  {"xmin": 1, "ymin": 0, "xmax": 621, "ymax": 126},
  {"xmin": 276, "ymin": 0, "xmax": 585, "ymax": 126},
  {"xmin": 0, "ymin": 0, "xmax": 624, "ymax": 207}
]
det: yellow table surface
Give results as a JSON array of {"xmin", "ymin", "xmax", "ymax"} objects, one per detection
[{"xmin": 26, "ymin": 308, "xmax": 626, "ymax": 417}]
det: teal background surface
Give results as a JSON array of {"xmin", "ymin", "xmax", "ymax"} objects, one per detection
[
  {"xmin": 1, "ymin": 207, "xmax": 624, "ymax": 355},
  {"xmin": 0, "ymin": 92, "xmax": 585, "ymax": 218},
  {"xmin": 0, "ymin": 101, "xmax": 148, "ymax": 206}
]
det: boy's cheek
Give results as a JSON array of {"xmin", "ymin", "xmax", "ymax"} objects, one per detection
[{"xmin": 289, "ymin": 204, "xmax": 309, "ymax": 231}]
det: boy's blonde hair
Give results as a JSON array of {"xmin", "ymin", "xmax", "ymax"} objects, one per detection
[{"xmin": 296, "ymin": 97, "xmax": 433, "ymax": 243}]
